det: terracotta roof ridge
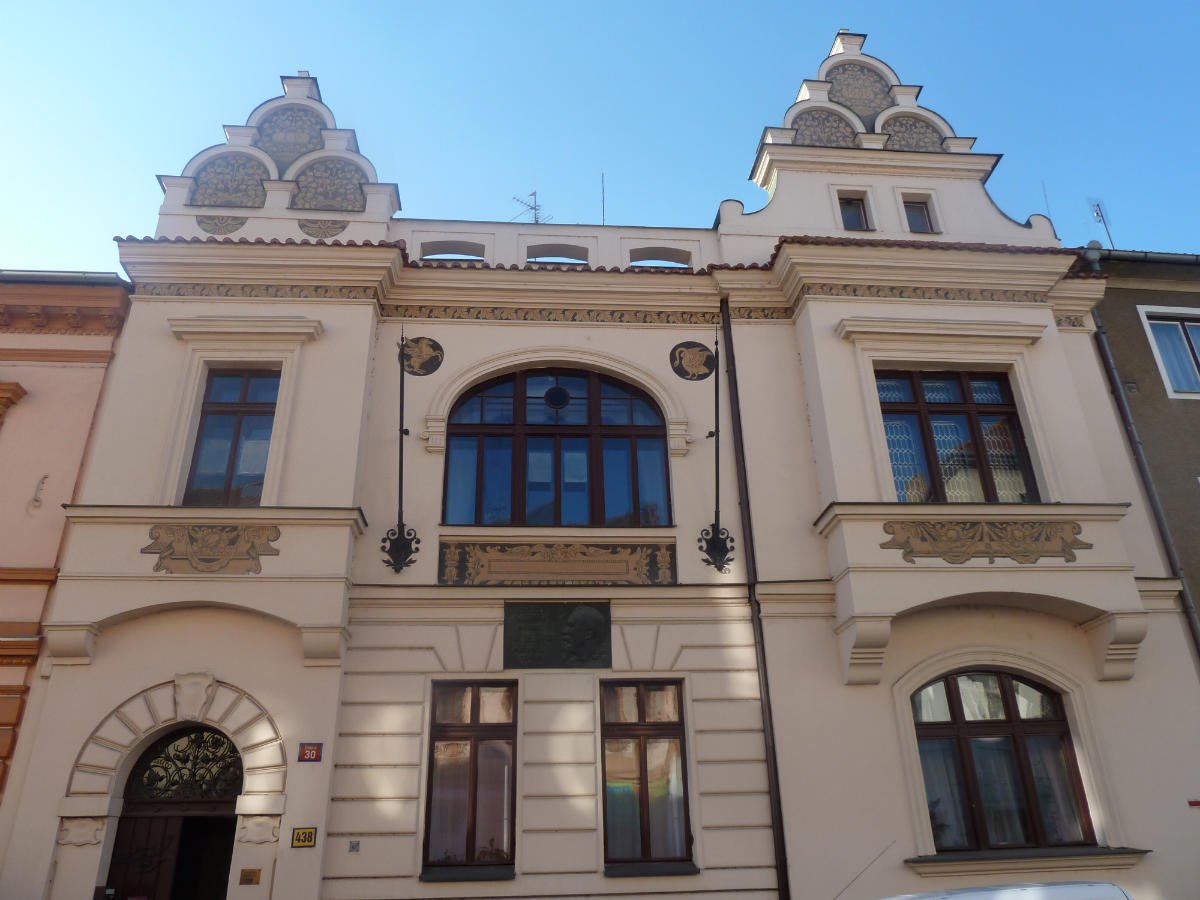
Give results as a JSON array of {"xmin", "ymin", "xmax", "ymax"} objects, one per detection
[{"xmin": 114, "ymin": 235, "xmax": 408, "ymax": 251}]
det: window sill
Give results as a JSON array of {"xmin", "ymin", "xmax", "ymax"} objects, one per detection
[
  {"xmin": 905, "ymin": 846, "xmax": 1149, "ymax": 877},
  {"xmin": 604, "ymin": 861, "xmax": 700, "ymax": 878},
  {"xmin": 419, "ymin": 865, "xmax": 515, "ymax": 882}
]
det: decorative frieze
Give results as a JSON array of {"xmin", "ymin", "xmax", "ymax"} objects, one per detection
[
  {"xmin": 439, "ymin": 540, "xmax": 676, "ymax": 586},
  {"xmin": 0, "ymin": 306, "xmax": 123, "ymax": 335},
  {"xmin": 298, "ymin": 219, "xmax": 349, "ymax": 238},
  {"xmin": 138, "ymin": 282, "xmax": 377, "ymax": 300},
  {"xmin": 196, "ymin": 215, "xmax": 248, "ymax": 235},
  {"xmin": 140, "ymin": 524, "xmax": 281, "ymax": 574},
  {"xmin": 799, "ymin": 283, "xmax": 1047, "ymax": 304},
  {"xmin": 880, "ymin": 520, "xmax": 1093, "ymax": 565},
  {"xmin": 383, "ymin": 304, "xmax": 720, "ymax": 324}
]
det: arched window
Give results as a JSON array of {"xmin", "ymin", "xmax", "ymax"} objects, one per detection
[
  {"xmin": 444, "ymin": 369, "xmax": 671, "ymax": 527},
  {"xmin": 911, "ymin": 670, "xmax": 1093, "ymax": 852}
]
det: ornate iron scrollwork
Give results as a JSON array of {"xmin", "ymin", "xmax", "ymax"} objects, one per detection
[
  {"xmin": 699, "ymin": 521, "xmax": 735, "ymax": 573},
  {"xmin": 382, "ymin": 522, "xmax": 421, "ymax": 571},
  {"xmin": 126, "ymin": 728, "xmax": 243, "ymax": 802}
]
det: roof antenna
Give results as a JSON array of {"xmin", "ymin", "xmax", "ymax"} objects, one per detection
[
  {"xmin": 601, "ymin": 173, "xmax": 606, "ymax": 226},
  {"xmin": 511, "ymin": 191, "xmax": 550, "ymax": 224},
  {"xmin": 1089, "ymin": 198, "xmax": 1115, "ymax": 249}
]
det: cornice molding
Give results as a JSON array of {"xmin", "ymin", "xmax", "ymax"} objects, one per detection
[
  {"xmin": 837, "ymin": 316, "xmax": 1046, "ymax": 345},
  {"xmin": 168, "ymin": 315, "xmax": 324, "ymax": 342},
  {"xmin": 0, "ymin": 283, "xmax": 128, "ymax": 336},
  {"xmin": 0, "ymin": 566, "xmax": 57, "ymax": 585},
  {"xmin": 0, "ymin": 349, "xmax": 113, "ymax": 364},
  {"xmin": 752, "ymin": 143, "xmax": 1001, "ymax": 186}
]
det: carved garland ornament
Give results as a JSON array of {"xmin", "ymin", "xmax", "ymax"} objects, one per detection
[
  {"xmin": 792, "ymin": 108, "xmax": 857, "ymax": 148},
  {"xmin": 439, "ymin": 541, "xmax": 676, "ymax": 586},
  {"xmin": 880, "ymin": 520, "xmax": 1093, "ymax": 565},
  {"xmin": 140, "ymin": 524, "xmax": 281, "ymax": 574}
]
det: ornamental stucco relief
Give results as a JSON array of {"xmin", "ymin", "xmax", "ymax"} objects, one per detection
[
  {"xmin": 439, "ymin": 540, "xmax": 677, "ymax": 586},
  {"xmin": 826, "ymin": 62, "xmax": 892, "ymax": 127},
  {"xmin": 188, "ymin": 153, "xmax": 269, "ymax": 208},
  {"xmin": 883, "ymin": 114, "xmax": 946, "ymax": 152},
  {"xmin": 880, "ymin": 520, "xmax": 1093, "ymax": 564},
  {"xmin": 298, "ymin": 218, "xmax": 348, "ymax": 238},
  {"xmin": 792, "ymin": 109, "xmax": 857, "ymax": 148},
  {"xmin": 139, "ymin": 282, "xmax": 377, "ymax": 299},
  {"xmin": 254, "ymin": 105, "xmax": 326, "ymax": 171},
  {"xmin": 291, "ymin": 158, "xmax": 368, "ymax": 212},
  {"xmin": 196, "ymin": 215, "xmax": 248, "ymax": 235},
  {"xmin": 140, "ymin": 524, "xmax": 281, "ymax": 574}
]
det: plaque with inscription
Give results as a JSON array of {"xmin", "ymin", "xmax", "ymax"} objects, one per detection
[{"xmin": 504, "ymin": 602, "xmax": 612, "ymax": 669}]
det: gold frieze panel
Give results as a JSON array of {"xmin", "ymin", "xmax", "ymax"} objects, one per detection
[
  {"xmin": 141, "ymin": 524, "xmax": 281, "ymax": 574},
  {"xmin": 880, "ymin": 520, "xmax": 1093, "ymax": 565},
  {"xmin": 439, "ymin": 540, "xmax": 676, "ymax": 586}
]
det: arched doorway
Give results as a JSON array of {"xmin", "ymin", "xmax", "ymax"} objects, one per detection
[{"xmin": 104, "ymin": 726, "xmax": 242, "ymax": 900}]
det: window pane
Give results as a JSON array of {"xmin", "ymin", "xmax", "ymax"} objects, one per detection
[
  {"xmin": 1027, "ymin": 734, "xmax": 1086, "ymax": 844},
  {"xmin": 231, "ymin": 415, "xmax": 274, "ymax": 506},
  {"xmin": 246, "ymin": 373, "xmax": 280, "ymax": 403},
  {"xmin": 905, "ymin": 201, "xmax": 932, "ymax": 233},
  {"xmin": 483, "ymin": 396, "xmax": 513, "ymax": 424},
  {"xmin": 186, "ymin": 415, "xmax": 236, "ymax": 504},
  {"xmin": 450, "ymin": 396, "xmax": 481, "ymax": 424},
  {"xmin": 931, "ymin": 414, "xmax": 984, "ymax": 502},
  {"xmin": 601, "ymin": 398, "xmax": 631, "ymax": 425},
  {"xmin": 473, "ymin": 740, "xmax": 514, "ymax": 862},
  {"xmin": 601, "ymin": 381, "xmax": 629, "ymax": 398},
  {"xmin": 434, "ymin": 685, "xmax": 473, "ymax": 724},
  {"xmin": 445, "ymin": 437, "xmax": 478, "ymax": 524},
  {"xmin": 912, "ymin": 681, "xmax": 952, "ymax": 723},
  {"xmin": 479, "ymin": 686, "xmax": 514, "ymax": 723},
  {"xmin": 644, "ymin": 684, "xmax": 680, "ymax": 723},
  {"xmin": 883, "ymin": 413, "xmax": 933, "ymax": 503},
  {"xmin": 526, "ymin": 438, "xmax": 555, "ymax": 524},
  {"xmin": 1150, "ymin": 321, "xmax": 1200, "ymax": 392},
  {"xmin": 604, "ymin": 738, "xmax": 643, "ymax": 859},
  {"xmin": 601, "ymin": 685, "xmax": 639, "ymax": 724},
  {"xmin": 526, "ymin": 374, "xmax": 555, "ymax": 397},
  {"xmin": 918, "ymin": 738, "xmax": 972, "ymax": 850},
  {"xmin": 839, "ymin": 197, "xmax": 866, "ymax": 230},
  {"xmin": 969, "ymin": 736, "xmax": 1031, "ymax": 847},
  {"xmin": 427, "ymin": 741, "xmax": 471, "ymax": 864},
  {"xmin": 876, "ymin": 374, "xmax": 915, "ymax": 403},
  {"xmin": 646, "ymin": 738, "xmax": 687, "ymax": 858},
  {"xmin": 481, "ymin": 437, "xmax": 512, "ymax": 525},
  {"xmin": 980, "ymin": 415, "xmax": 1034, "ymax": 502},
  {"xmin": 207, "ymin": 373, "xmax": 244, "ymax": 402},
  {"xmin": 602, "ymin": 439, "xmax": 634, "ymax": 526},
  {"xmin": 1014, "ymin": 680, "xmax": 1057, "ymax": 719},
  {"xmin": 561, "ymin": 438, "xmax": 589, "ymax": 525},
  {"xmin": 632, "ymin": 399, "xmax": 661, "ymax": 425},
  {"xmin": 922, "ymin": 375, "xmax": 963, "ymax": 404},
  {"xmin": 957, "ymin": 673, "xmax": 1005, "ymax": 720},
  {"xmin": 969, "ymin": 376, "xmax": 1005, "ymax": 405},
  {"xmin": 636, "ymin": 439, "xmax": 668, "ymax": 526}
]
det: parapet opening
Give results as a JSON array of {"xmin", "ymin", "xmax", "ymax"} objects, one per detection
[
  {"xmin": 420, "ymin": 240, "xmax": 487, "ymax": 261},
  {"xmin": 628, "ymin": 246, "xmax": 692, "ymax": 268},
  {"xmin": 526, "ymin": 243, "xmax": 589, "ymax": 264}
]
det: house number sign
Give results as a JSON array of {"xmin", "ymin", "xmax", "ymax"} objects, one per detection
[
  {"xmin": 291, "ymin": 827, "xmax": 318, "ymax": 848},
  {"xmin": 298, "ymin": 742, "xmax": 323, "ymax": 762}
]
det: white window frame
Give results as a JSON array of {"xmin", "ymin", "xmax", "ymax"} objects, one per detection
[
  {"xmin": 1137, "ymin": 304, "xmax": 1200, "ymax": 400},
  {"xmin": 829, "ymin": 185, "xmax": 876, "ymax": 232},
  {"xmin": 893, "ymin": 188, "xmax": 942, "ymax": 235}
]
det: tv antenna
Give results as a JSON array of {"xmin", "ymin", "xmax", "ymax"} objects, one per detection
[
  {"xmin": 512, "ymin": 190, "xmax": 550, "ymax": 224},
  {"xmin": 1089, "ymin": 198, "xmax": 1115, "ymax": 249}
]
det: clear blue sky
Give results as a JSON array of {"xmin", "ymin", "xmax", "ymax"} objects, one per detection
[{"xmin": 3, "ymin": 1, "xmax": 1197, "ymax": 274}]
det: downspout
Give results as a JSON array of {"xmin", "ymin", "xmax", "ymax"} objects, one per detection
[
  {"xmin": 1091, "ymin": 304, "xmax": 1200, "ymax": 673},
  {"xmin": 720, "ymin": 296, "xmax": 792, "ymax": 900}
]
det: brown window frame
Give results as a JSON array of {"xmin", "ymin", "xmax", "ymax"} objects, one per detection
[
  {"xmin": 443, "ymin": 368, "xmax": 673, "ymax": 527},
  {"xmin": 839, "ymin": 195, "xmax": 870, "ymax": 231},
  {"xmin": 903, "ymin": 199, "xmax": 935, "ymax": 233},
  {"xmin": 600, "ymin": 680, "xmax": 694, "ymax": 868},
  {"xmin": 421, "ymin": 680, "xmax": 518, "ymax": 879},
  {"xmin": 182, "ymin": 369, "xmax": 280, "ymax": 507},
  {"xmin": 876, "ymin": 369, "xmax": 1039, "ymax": 503},
  {"xmin": 912, "ymin": 669, "xmax": 1095, "ymax": 853}
]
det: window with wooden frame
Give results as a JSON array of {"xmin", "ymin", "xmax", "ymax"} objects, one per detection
[
  {"xmin": 422, "ymin": 682, "xmax": 517, "ymax": 881},
  {"xmin": 182, "ymin": 370, "xmax": 280, "ymax": 507},
  {"xmin": 443, "ymin": 369, "xmax": 671, "ymax": 527},
  {"xmin": 600, "ymin": 681, "xmax": 695, "ymax": 874},
  {"xmin": 911, "ymin": 670, "xmax": 1094, "ymax": 853},
  {"xmin": 875, "ymin": 370, "xmax": 1038, "ymax": 503},
  {"xmin": 1145, "ymin": 315, "xmax": 1200, "ymax": 395}
]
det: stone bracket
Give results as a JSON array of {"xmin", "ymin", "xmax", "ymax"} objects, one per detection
[
  {"xmin": 301, "ymin": 625, "xmax": 347, "ymax": 666},
  {"xmin": 834, "ymin": 615, "xmax": 893, "ymax": 685},
  {"xmin": 41, "ymin": 624, "xmax": 98, "ymax": 670},
  {"xmin": 1081, "ymin": 611, "xmax": 1148, "ymax": 681}
]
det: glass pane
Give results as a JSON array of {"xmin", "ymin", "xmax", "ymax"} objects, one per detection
[
  {"xmin": 957, "ymin": 673, "xmax": 1006, "ymax": 720},
  {"xmin": 980, "ymin": 415, "xmax": 1033, "ymax": 502},
  {"xmin": 912, "ymin": 681, "xmax": 952, "ymax": 723},
  {"xmin": 922, "ymin": 375, "xmax": 963, "ymax": 404},
  {"xmin": 632, "ymin": 399, "xmax": 661, "ymax": 425},
  {"xmin": 450, "ymin": 396, "xmax": 481, "ymax": 424},
  {"xmin": 479, "ymin": 686, "xmax": 514, "ymax": 723},
  {"xmin": 559, "ymin": 374, "xmax": 588, "ymax": 398},
  {"xmin": 636, "ymin": 439, "xmax": 668, "ymax": 526},
  {"xmin": 883, "ymin": 413, "xmax": 933, "ymax": 503},
  {"xmin": 560, "ymin": 399, "xmax": 588, "ymax": 425},
  {"xmin": 876, "ymin": 374, "xmax": 915, "ymax": 403},
  {"xmin": 644, "ymin": 684, "xmax": 680, "ymax": 722},
  {"xmin": 427, "ymin": 741, "xmax": 470, "ymax": 864},
  {"xmin": 525, "ymin": 374, "xmax": 555, "ymax": 397},
  {"xmin": 969, "ymin": 375, "xmax": 1005, "ymax": 405},
  {"xmin": 601, "ymin": 397, "xmax": 631, "ymax": 425},
  {"xmin": 186, "ymin": 415, "xmax": 236, "ymax": 504},
  {"xmin": 1014, "ymin": 680, "xmax": 1057, "ymax": 720},
  {"xmin": 231, "ymin": 415, "xmax": 274, "ymax": 505},
  {"xmin": 1027, "ymin": 734, "xmax": 1086, "ymax": 844},
  {"xmin": 647, "ymin": 738, "xmax": 687, "ymax": 858},
  {"xmin": 445, "ymin": 437, "xmax": 478, "ymax": 524},
  {"xmin": 474, "ymin": 740, "xmax": 514, "ymax": 862},
  {"xmin": 602, "ymin": 439, "xmax": 634, "ymax": 526},
  {"xmin": 560, "ymin": 438, "xmax": 589, "ymax": 525},
  {"xmin": 601, "ymin": 380, "xmax": 629, "ymax": 398},
  {"xmin": 905, "ymin": 201, "xmax": 932, "ymax": 233},
  {"xmin": 604, "ymin": 738, "xmax": 643, "ymax": 859},
  {"xmin": 482, "ymin": 395, "xmax": 513, "ymax": 424},
  {"xmin": 245, "ymin": 373, "xmax": 280, "ymax": 403},
  {"xmin": 1150, "ymin": 321, "xmax": 1200, "ymax": 392},
  {"xmin": 526, "ymin": 438, "xmax": 555, "ymax": 525},
  {"xmin": 601, "ymin": 685, "xmax": 639, "ymax": 724},
  {"xmin": 918, "ymin": 738, "xmax": 972, "ymax": 850},
  {"xmin": 481, "ymin": 437, "xmax": 512, "ymax": 525},
  {"xmin": 526, "ymin": 396, "xmax": 555, "ymax": 425},
  {"xmin": 969, "ymin": 736, "xmax": 1031, "ymax": 847},
  {"xmin": 207, "ymin": 373, "xmax": 244, "ymax": 402},
  {"xmin": 434, "ymin": 684, "xmax": 473, "ymax": 724},
  {"xmin": 840, "ymin": 197, "xmax": 866, "ymax": 230},
  {"xmin": 931, "ymin": 414, "xmax": 984, "ymax": 502}
]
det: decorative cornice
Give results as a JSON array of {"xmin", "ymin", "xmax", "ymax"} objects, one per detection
[
  {"xmin": 382, "ymin": 304, "xmax": 719, "ymax": 324},
  {"xmin": 168, "ymin": 315, "xmax": 324, "ymax": 342},
  {"xmin": 0, "ymin": 566, "xmax": 57, "ymax": 585},
  {"xmin": 140, "ymin": 282, "xmax": 377, "ymax": 300},
  {"xmin": 837, "ymin": 317, "xmax": 1046, "ymax": 345},
  {"xmin": 0, "ymin": 349, "xmax": 113, "ymax": 364},
  {"xmin": 0, "ymin": 383, "xmax": 27, "ymax": 423},
  {"xmin": 804, "ymin": 282, "xmax": 1047, "ymax": 304}
]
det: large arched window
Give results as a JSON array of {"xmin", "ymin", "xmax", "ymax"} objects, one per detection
[
  {"xmin": 911, "ymin": 670, "xmax": 1094, "ymax": 852},
  {"xmin": 444, "ymin": 369, "xmax": 671, "ymax": 527}
]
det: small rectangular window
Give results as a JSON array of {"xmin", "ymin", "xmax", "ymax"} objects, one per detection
[
  {"xmin": 183, "ymin": 370, "xmax": 280, "ymax": 507},
  {"xmin": 839, "ymin": 196, "xmax": 869, "ymax": 231},
  {"xmin": 904, "ymin": 199, "xmax": 934, "ymax": 233},
  {"xmin": 1147, "ymin": 318, "xmax": 1200, "ymax": 394},
  {"xmin": 423, "ymin": 681, "xmax": 517, "ymax": 879}
]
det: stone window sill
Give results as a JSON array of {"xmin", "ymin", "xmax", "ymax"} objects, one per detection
[
  {"xmin": 419, "ymin": 865, "xmax": 515, "ymax": 882},
  {"xmin": 604, "ymin": 861, "xmax": 700, "ymax": 877},
  {"xmin": 905, "ymin": 846, "xmax": 1149, "ymax": 877}
]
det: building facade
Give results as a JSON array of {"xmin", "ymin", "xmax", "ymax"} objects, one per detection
[{"xmin": 2, "ymin": 32, "xmax": 1199, "ymax": 900}]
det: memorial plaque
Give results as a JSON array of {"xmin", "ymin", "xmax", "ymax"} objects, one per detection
[
  {"xmin": 239, "ymin": 869, "xmax": 262, "ymax": 885},
  {"xmin": 504, "ymin": 601, "xmax": 611, "ymax": 669}
]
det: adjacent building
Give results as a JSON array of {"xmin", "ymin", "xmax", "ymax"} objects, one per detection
[{"xmin": 2, "ymin": 32, "xmax": 1198, "ymax": 900}]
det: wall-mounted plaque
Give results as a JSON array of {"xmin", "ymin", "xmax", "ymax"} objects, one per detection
[
  {"xmin": 291, "ymin": 827, "xmax": 318, "ymax": 849},
  {"xmin": 401, "ymin": 336, "xmax": 444, "ymax": 375},
  {"xmin": 239, "ymin": 869, "xmax": 262, "ymax": 885},
  {"xmin": 669, "ymin": 341, "xmax": 715, "ymax": 380},
  {"xmin": 504, "ymin": 602, "xmax": 612, "ymax": 669},
  {"xmin": 298, "ymin": 742, "xmax": 323, "ymax": 762}
]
